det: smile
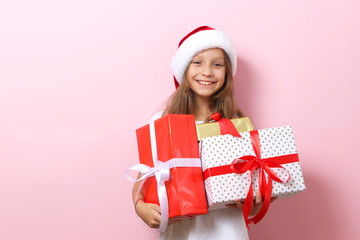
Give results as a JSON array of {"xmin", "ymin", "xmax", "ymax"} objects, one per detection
[{"xmin": 196, "ymin": 80, "xmax": 215, "ymax": 85}]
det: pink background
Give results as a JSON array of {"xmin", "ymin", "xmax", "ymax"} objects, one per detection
[{"xmin": 1, "ymin": 0, "xmax": 359, "ymax": 239}]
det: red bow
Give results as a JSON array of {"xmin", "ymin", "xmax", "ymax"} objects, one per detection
[{"xmin": 232, "ymin": 130, "xmax": 292, "ymax": 228}]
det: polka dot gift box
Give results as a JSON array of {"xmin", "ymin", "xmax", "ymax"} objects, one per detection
[{"xmin": 200, "ymin": 125, "xmax": 306, "ymax": 226}]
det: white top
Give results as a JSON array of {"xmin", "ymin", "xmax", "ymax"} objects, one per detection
[
  {"xmin": 149, "ymin": 111, "xmax": 249, "ymax": 240},
  {"xmin": 147, "ymin": 110, "xmax": 210, "ymax": 125}
]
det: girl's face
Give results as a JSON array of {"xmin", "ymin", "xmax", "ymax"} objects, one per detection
[{"xmin": 186, "ymin": 48, "xmax": 226, "ymax": 99}]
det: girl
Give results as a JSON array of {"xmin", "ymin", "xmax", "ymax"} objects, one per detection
[{"xmin": 132, "ymin": 26, "xmax": 265, "ymax": 240}]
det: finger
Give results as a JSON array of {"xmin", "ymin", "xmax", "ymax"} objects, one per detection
[
  {"xmin": 149, "ymin": 219, "xmax": 160, "ymax": 229},
  {"xmin": 234, "ymin": 199, "xmax": 243, "ymax": 208},
  {"xmin": 147, "ymin": 204, "xmax": 162, "ymax": 224},
  {"xmin": 149, "ymin": 205, "xmax": 162, "ymax": 222},
  {"xmin": 255, "ymin": 190, "xmax": 262, "ymax": 205},
  {"xmin": 149, "ymin": 203, "xmax": 161, "ymax": 214},
  {"xmin": 153, "ymin": 211, "xmax": 162, "ymax": 223}
]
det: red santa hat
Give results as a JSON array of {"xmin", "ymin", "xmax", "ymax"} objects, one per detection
[{"xmin": 171, "ymin": 26, "xmax": 237, "ymax": 88}]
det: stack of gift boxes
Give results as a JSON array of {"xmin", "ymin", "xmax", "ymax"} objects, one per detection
[{"xmin": 129, "ymin": 114, "xmax": 306, "ymax": 231}]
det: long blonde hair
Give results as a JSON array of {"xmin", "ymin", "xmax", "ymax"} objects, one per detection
[{"xmin": 163, "ymin": 49, "xmax": 243, "ymax": 122}]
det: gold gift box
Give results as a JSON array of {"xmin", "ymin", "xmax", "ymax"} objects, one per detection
[{"xmin": 196, "ymin": 117, "xmax": 254, "ymax": 140}]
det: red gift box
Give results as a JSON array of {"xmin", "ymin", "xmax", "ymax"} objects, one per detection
[{"xmin": 136, "ymin": 114, "xmax": 208, "ymax": 226}]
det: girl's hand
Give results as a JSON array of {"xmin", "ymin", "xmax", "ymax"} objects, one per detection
[
  {"xmin": 225, "ymin": 190, "xmax": 277, "ymax": 216},
  {"xmin": 135, "ymin": 200, "xmax": 162, "ymax": 228}
]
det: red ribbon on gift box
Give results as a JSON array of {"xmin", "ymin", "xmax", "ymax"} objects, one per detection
[
  {"xmin": 211, "ymin": 113, "xmax": 242, "ymax": 137},
  {"xmin": 203, "ymin": 129, "xmax": 299, "ymax": 228}
]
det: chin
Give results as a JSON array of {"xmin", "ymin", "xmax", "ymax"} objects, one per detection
[{"xmin": 196, "ymin": 91, "xmax": 215, "ymax": 98}]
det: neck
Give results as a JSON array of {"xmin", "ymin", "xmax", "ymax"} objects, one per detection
[{"xmin": 193, "ymin": 96, "xmax": 211, "ymax": 121}]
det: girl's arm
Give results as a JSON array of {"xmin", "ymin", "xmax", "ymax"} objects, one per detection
[{"xmin": 132, "ymin": 175, "xmax": 162, "ymax": 228}]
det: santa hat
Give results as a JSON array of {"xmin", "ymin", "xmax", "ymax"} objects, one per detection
[{"xmin": 171, "ymin": 26, "xmax": 237, "ymax": 88}]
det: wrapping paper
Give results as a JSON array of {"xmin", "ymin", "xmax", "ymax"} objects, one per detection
[
  {"xmin": 136, "ymin": 114, "xmax": 208, "ymax": 221},
  {"xmin": 200, "ymin": 126, "xmax": 306, "ymax": 211},
  {"xmin": 196, "ymin": 117, "xmax": 253, "ymax": 140}
]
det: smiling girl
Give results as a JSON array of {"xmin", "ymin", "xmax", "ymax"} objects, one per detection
[{"xmin": 133, "ymin": 26, "xmax": 264, "ymax": 240}]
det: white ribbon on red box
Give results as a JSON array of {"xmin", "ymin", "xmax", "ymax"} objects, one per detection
[{"xmin": 125, "ymin": 121, "xmax": 201, "ymax": 232}]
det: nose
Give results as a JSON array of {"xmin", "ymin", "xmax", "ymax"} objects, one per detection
[{"xmin": 202, "ymin": 64, "xmax": 213, "ymax": 77}]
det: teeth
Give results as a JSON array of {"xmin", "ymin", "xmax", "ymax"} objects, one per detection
[{"xmin": 198, "ymin": 81, "xmax": 213, "ymax": 85}]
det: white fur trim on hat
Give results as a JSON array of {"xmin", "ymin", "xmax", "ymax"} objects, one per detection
[{"xmin": 171, "ymin": 29, "xmax": 237, "ymax": 85}]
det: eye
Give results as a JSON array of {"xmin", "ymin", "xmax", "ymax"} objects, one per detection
[
  {"xmin": 214, "ymin": 63, "xmax": 223, "ymax": 67},
  {"xmin": 192, "ymin": 61, "xmax": 201, "ymax": 64}
]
